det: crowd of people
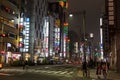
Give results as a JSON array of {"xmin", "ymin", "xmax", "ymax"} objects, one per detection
[{"xmin": 96, "ymin": 61, "xmax": 109, "ymax": 80}]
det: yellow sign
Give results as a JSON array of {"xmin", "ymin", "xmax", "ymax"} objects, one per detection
[
  {"xmin": 55, "ymin": 19, "xmax": 60, "ymax": 27},
  {"xmin": 59, "ymin": 1, "xmax": 68, "ymax": 9}
]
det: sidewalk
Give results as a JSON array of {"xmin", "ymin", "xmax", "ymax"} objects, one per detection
[
  {"xmin": 107, "ymin": 70, "xmax": 120, "ymax": 80},
  {"xmin": 73, "ymin": 66, "xmax": 120, "ymax": 80},
  {"xmin": 84, "ymin": 69, "xmax": 120, "ymax": 80}
]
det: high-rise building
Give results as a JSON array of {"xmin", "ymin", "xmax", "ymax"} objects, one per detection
[
  {"xmin": 48, "ymin": 2, "xmax": 65, "ymax": 59},
  {"xmin": 104, "ymin": 0, "xmax": 120, "ymax": 72},
  {"xmin": 19, "ymin": 0, "xmax": 48, "ymax": 61},
  {"xmin": 19, "ymin": 0, "xmax": 68, "ymax": 63},
  {"xmin": 114, "ymin": 0, "xmax": 120, "ymax": 72}
]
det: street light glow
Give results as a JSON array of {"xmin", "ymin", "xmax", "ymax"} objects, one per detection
[
  {"xmin": 69, "ymin": 14, "xmax": 73, "ymax": 17},
  {"xmin": 90, "ymin": 33, "xmax": 94, "ymax": 38}
]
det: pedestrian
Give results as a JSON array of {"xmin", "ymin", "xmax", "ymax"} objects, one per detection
[
  {"xmin": 102, "ymin": 62, "xmax": 108, "ymax": 80},
  {"xmin": 96, "ymin": 62, "xmax": 102, "ymax": 79},
  {"xmin": 82, "ymin": 61, "xmax": 88, "ymax": 77},
  {"xmin": 88, "ymin": 59, "xmax": 94, "ymax": 68},
  {"xmin": 25, "ymin": 60, "xmax": 29, "ymax": 70},
  {"xmin": 22, "ymin": 60, "xmax": 25, "ymax": 69},
  {"xmin": 106, "ymin": 60, "xmax": 110, "ymax": 70}
]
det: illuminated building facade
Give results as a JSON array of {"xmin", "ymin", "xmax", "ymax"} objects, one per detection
[
  {"xmin": 59, "ymin": 0, "xmax": 69, "ymax": 59},
  {"xmin": 0, "ymin": 0, "xmax": 20, "ymax": 63},
  {"xmin": 35, "ymin": 0, "xmax": 69, "ymax": 60},
  {"xmin": 20, "ymin": 0, "xmax": 48, "ymax": 61},
  {"xmin": 18, "ymin": 0, "xmax": 68, "ymax": 63},
  {"xmin": 48, "ymin": 2, "xmax": 64, "ymax": 59},
  {"xmin": 19, "ymin": 16, "xmax": 30, "ymax": 60},
  {"xmin": 3, "ymin": 0, "xmax": 69, "ymax": 63}
]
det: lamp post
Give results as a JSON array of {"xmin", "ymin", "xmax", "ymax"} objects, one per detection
[
  {"xmin": 90, "ymin": 33, "xmax": 94, "ymax": 60},
  {"xmin": 83, "ymin": 11, "xmax": 86, "ymax": 41}
]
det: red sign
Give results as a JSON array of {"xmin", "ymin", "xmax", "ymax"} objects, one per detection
[{"xmin": 1, "ymin": 51, "xmax": 5, "ymax": 54}]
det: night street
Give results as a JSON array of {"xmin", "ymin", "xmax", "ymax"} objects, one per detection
[
  {"xmin": 0, "ymin": 64, "xmax": 90, "ymax": 80},
  {"xmin": 1, "ymin": 0, "xmax": 120, "ymax": 80},
  {"xmin": 0, "ymin": 65, "xmax": 78, "ymax": 80},
  {"xmin": 0, "ymin": 65, "xmax": 77, "ymax": 80}
]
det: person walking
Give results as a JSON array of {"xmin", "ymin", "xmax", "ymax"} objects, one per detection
[
  {"xmin": 22, "ymin": 60, "xmax": 25, "ymax": 69},
  {"xmin": 22, "ymin": 60, "xmax": 29, "ymax": 70},
  {"xmin": 25, "ymin": 60, "xmax": 29, "ymax": 70},
  {"xmin": 102, "ymin": 62, "xmax": 108, "ymax": 80},
  {"xmin": 96, "ymin": 62, "xmax": 102, "ymax": 79},
  {"xmin": 82, "ymin": 61, "xmax": 88, "ymax": 77}
]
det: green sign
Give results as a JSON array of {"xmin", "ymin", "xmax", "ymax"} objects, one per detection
[{"xmin": 64, "ymin": 26, "xmax": 68, "ymax": 34}]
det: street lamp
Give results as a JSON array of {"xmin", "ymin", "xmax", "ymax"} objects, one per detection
[
  {"xmin": 69, "ymin": 14, "xmax": 73, "ymax": 17},
  {"xmin": 90, "ymin": 33, "xmax": 94, "ymax": 38},
  {"xmin": 89, "ymin": 33, "xmax": 94, "ymax": 60}
]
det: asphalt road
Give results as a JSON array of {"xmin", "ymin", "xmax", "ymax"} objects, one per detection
[
  {"xmin": 0, "ymin": 72, "xmax": 71, "ymax": 80},
  {"xmin": 1, "ymin": 63, "xmax": 118, "ymax": 80},
  {"xmin": 0, "ymin": 64, "xmax": 81, "ymax": 80}
]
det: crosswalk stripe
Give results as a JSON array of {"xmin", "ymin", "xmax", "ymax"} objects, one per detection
[
  {"xmin": 69, "ymin": 71, "xmax": 74, "ymax": 74},
  {"xmin": 35, "ymin": 69, "xmax": 74, "ymax": 76},
  {"xmin": 59, "ymin": 71, "xmax": 68, "ymax": 74}
]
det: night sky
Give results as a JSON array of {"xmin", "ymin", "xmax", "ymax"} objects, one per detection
[
  {"xmin": 49, "ymin": 0, "xmax": 105, "ymax": 44},
  {"xmin": 68, "ymin": 0, "xmax": 105, "ymax": 44}
]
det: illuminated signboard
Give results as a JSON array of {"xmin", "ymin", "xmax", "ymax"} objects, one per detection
[{"xmin": 58, "ymin": 0, "xmax": 68, "ymax": 8}]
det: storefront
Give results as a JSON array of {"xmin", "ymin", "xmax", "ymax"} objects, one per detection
[{"xmin": 6, "ymin": 52, "xmax": 21, "ymax": 64}]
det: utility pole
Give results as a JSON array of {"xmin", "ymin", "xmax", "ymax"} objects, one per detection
[
  {"xmin": 83, "ymin": 10, "xmax": 86, "ymax": 41},
  {"xmin": 83, "ymin": 10, "xmax": 87, "ymax": 62}
]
